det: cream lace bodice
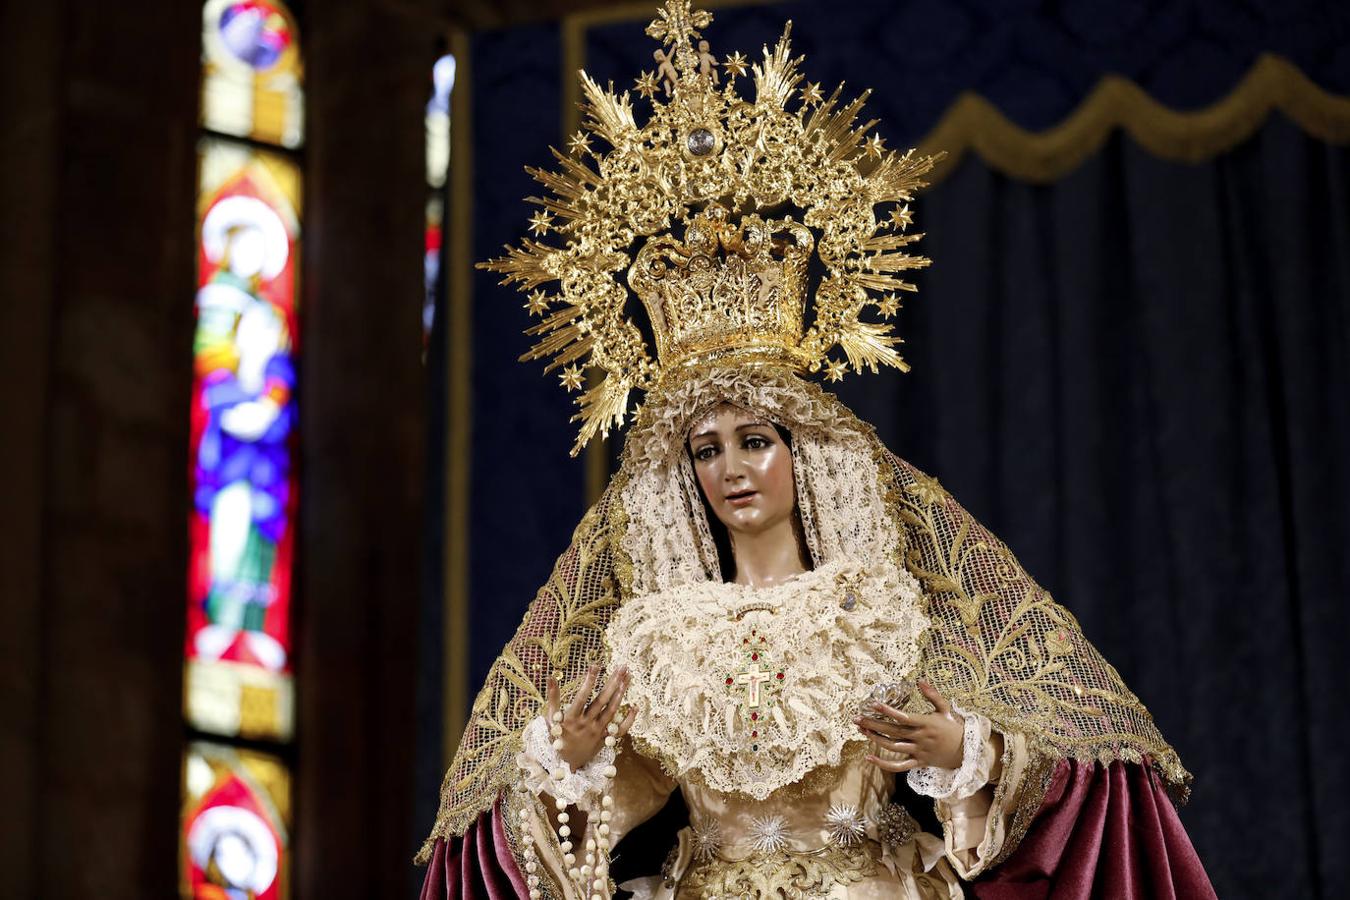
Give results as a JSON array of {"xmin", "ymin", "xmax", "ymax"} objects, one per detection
[{"xmin": 603, "ymin": 557, "xmax": 928, "ymax": 800}]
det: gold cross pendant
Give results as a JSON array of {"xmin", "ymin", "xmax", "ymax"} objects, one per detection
[{"xmin": 723, "ymin": 627, "xmax": 784, "ymax": 751}]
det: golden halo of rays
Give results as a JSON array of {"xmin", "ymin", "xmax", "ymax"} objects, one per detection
[{"xmin": 480, "ymin": 0, "xmax": 944, "ymax": 455}]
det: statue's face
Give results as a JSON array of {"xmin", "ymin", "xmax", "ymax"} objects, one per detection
[{"xmin": 688, "ymin": 403, "xmax": 796, "ymax": 537}]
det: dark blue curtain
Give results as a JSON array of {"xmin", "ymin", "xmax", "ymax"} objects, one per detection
[
  {"xmin": 464, "ymin": 23, "xmax": 585, "ymax": 697},
  {"xmin": 432, "ymin": 4, "xmax": 1350, "ymax": 896},
  {"xmin": 856, "ymin": 116, "xmax": 1349, "ymax": 898}
]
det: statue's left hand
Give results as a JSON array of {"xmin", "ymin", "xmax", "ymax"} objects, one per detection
[{"xmin": 855, "ymin": 680, "xmax": 965, "ymax": 772}]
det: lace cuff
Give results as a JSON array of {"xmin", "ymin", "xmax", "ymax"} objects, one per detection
[
  {"xmin": 516, "ymin": 714, "xmax": 616, "ymax": 813},
  {"xmin": 906, "ymin": 701, "xmax": 994, "ymax": 801}
]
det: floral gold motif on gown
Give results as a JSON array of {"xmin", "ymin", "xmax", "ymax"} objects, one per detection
[{"xmin": 679, "ymin": 841, "xmax": 880, "ymax": 899}]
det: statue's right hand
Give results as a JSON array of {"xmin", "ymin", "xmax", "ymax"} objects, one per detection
[{"xmin": 546, "ymin": 664, "xmax": 637, "ymax": 772}]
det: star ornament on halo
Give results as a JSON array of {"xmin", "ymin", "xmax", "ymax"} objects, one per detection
[
  {"xmin": 559, "ymin": 364, "xmax": 585, "ymax": 391},
  {"xmin": 864, "ymin": 133, "xmax": 887, "ymax": 160},
  {"xmin": 567, "ymin": 131, "xmax": 593, "ymax": 155},
  {"xmin": 525, "ymin": 289, "xmax": 551, "ymax": 315},
  {"xmin": 824, "ymin": 359, "xmax": 848, "ymax": 383},
  {"xmin": 888, "ymin": 204, "xmax": 913, "ymax": 231},
  {"xmin": 800, "ymin": 81, "xmax": 824, "ymax": 105},
  {"xmin": 527, "ymin": 210, "xmax": 554, "ymax": 236},
  {"xmin": 723, "ymin": 51, "xmax": 748, "ymax": 78},
  {"xmin": 634, "ymin": 70, "xmax": 661, "ymax": 99}
]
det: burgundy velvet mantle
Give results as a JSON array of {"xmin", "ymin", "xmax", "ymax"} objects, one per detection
[
  {"xmin": 419, "ymin": 760, "xmax": 1215, "ymax": 899},
  {"xmin": 973, "ymin": 759, "xmax": 1217, "ymax": 899},
  {"xmin": 419, "ymin": 795, "xmax": 529, "ymax": 900}
]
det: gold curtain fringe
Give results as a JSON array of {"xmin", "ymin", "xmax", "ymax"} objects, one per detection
[
  {"xmin": 565, "ymin": 2, "xmax": 1350, "ymax": 191},
  {"xmin": 920, "ymin": 53, "xmax": 1350, "ymax": 185}
]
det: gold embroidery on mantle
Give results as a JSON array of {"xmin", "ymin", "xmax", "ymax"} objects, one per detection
[
  {"xmin": 883, "ymin": 452, "xmax": 1190, "ymax": 800},
  {"xmin": 417, "ymin": 497, "xmax": 625, "ymax": 861}
]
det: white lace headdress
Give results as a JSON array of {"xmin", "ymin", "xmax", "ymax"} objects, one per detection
[{"xmin": 617, "ymin": 366, "xmax": 904, "ymax": 595}]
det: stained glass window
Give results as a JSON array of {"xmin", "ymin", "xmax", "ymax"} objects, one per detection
[
  {"xmin": 425, "ymin": 193, "xmax": 444, "ymax": 347},
  {"xmin": 426, "ymin": 54, "xmax": 454, "ymax": 189},
  {"xmin": 424, "ymin": 54, "xmax": 454, "ymax": 350},
  {"xmin": 188, "ymin": 2, "xmax": 301, "ymax": 896},
  {"xmin": 201, "ymin": 0, "xmax": 305, "ymax": 148},
  {"xmin": 187, "ymin": 137, "xmax": 301, "ymax": 742},
  {"xmin": 182, "ymin": 742, "xmax": 291, "ymax": 900}
]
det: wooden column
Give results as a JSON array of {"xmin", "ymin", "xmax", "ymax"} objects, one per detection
[
  {"xmin": 299, "ymin": 0, "xmax": 436, "ymax": 893},
  {"xmin": 0, "ymin": 0, "xmax": 199, "ymax": 896},
  {"xmin": 0, "ymin": 0, "xmax": 439, "ymax": 894}
]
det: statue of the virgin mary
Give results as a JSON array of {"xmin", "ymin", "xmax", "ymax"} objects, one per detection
[{"xmin": 418, "ymin": 4, "xmax": 1215, "ymax": 896}]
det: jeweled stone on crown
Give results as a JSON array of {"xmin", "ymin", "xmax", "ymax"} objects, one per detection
[{"xmin": 686, "ymin": 128, "xmax": 716, "ymax": 156}]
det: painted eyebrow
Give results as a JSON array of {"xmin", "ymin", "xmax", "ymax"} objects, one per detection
[{"xmin": 690, "ymin": 422, "xmax": 773, "ymax": 441}]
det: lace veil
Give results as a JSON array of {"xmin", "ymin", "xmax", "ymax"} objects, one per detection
[{"xmin": 416, "ymin": 366, "xmax": 1190, "ymax": 864}]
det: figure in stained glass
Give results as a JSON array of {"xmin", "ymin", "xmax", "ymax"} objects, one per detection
[
  {"xmin": 192, "ymin": 190, "xmax": 295, "ymax": 674},
  {"xmin": 201, "ymin": 0, "xmax": 304, "ymax": 147},
  {"xmin": 183, "ymin": 745, "xmax": 289, "ymax": 900}
]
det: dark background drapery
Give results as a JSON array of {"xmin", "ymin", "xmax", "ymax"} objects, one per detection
[
  {"xmin": 422, "ymin": 3, "xmax": 1350, "ymax": 897},
  {"xmin": 867, "ymin": 116, "xmax": 1350, "ymax": 898}
]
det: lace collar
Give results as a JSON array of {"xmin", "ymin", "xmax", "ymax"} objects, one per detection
[{"xmin": 605, "ymin": 557, "xmax": 929, "ymax": 799}]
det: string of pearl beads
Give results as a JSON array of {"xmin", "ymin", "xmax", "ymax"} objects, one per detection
[{"xmin": 519, "ymin": 707, "xmax": 622, "ymax": 899}]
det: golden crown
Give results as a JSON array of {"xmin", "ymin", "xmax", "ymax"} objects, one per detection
[{"xmin": 481, "ymin": 0, "xmax": 942, "ymax": 454}]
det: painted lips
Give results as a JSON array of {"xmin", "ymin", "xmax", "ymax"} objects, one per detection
[{"xmin": 725, "ymin": 490, "xmax": 758, "ymax": 507}]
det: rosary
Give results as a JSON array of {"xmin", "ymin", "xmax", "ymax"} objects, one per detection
[{"xmin": 519, "ymin": 706, "xmax": 621, "ymax": 899}]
